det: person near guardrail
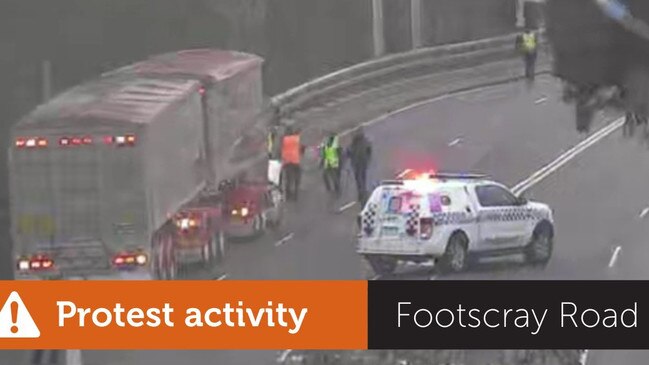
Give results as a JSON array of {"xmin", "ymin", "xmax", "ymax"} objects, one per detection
[
  {"xmin": 320, "ymin": 131, "xmax": 343, "ymax": 200},
  {"xmin": 517, "ymin": 25, "xmax": 538, "ymax": 85},
  {"xmin": 347, "ymin": 127, "xmax": 372, "ymax": 205},
  {"xmin": 280, "ymin": 125, "xmax": 306, "ymax": 201}
]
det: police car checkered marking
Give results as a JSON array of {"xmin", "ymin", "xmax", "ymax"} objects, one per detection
[
  {"xmin": 431, "ymin": 212, "xmax": 476, "ymax": 226},
  {"xmin": 479, "ymin": 208, "xmax": 547, "ymax": 223},
  {"xmin": 405, "ymin": 204, "xmax": 421, "ymax": 231},
  {"xmin": 362, "ymin": 204, "xmax": 378, "ymax": 229}
]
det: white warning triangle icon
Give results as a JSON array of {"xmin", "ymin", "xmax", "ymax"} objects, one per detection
[{"xmin": 0, "ymin": 291, "xmax": 40, "ymax": 338}]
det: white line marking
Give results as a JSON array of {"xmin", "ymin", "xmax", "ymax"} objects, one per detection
[
  {"xmin": 397, "ymin": 169, "xmax": 412, "ymax": 179},
  {"xmin": 640, "ymin": 208, "xmax": 649, "ymax": 218},
  {"xmin": 448, "ymin": 137, "xmax": 463, "ymax": 147},
  {"xmin": 609, "ymin": 246, "xmax": 622, "ymax": 268},
  {"xmin": 339, "ymin": 82, "xmax": 517, "ymax": 137},
  {"xmin": 275, "ymin": 233, "xmax": 295, "ymax": 247},
  {"xmin": 512, "ymin": 117, "xmax": 624, "ymax": 195},
  {"xmin": 429, "ymin": 275, "xmax": 438, "ymax": 281},
  {"xmin": 277, "ymin": 349, "xmax": 292, "ymax": 363},
  {"xmin": 338, "ymin": 201, "xmax": 357, "ymax": 212},
  {"xmin": 370, "ymin": 274, "xmax": 381, "ymax": 280},
  {"xmin": 579, "ymin": 350, "xmax": 589, "ymax": 365},
  {"xmin": 217, "ymin": 274, "xmax": 228, "ymax": 281},
  {"xmin": 535, "ymin": 96, "xmax": 548, "ymax": 104}
]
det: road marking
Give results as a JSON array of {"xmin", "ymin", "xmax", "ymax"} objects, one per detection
[
  {"xmin": 580, "ymin": 350, "xmax": 589, "ymax": 365},
  {"xmin": 338, "ymin": 201, "xmax": 357, "ymax": 212},
  {"xmin": 448, "ymin": 137, "xmax": 463, "ymax": 147},
  {"xmin": 370, "ymin": 274, "xmax": 381, "ymax": 280},
  {"xmin": 535, "ymin": 96, "xmax": 548, "ymax": 104},
  {"xmin": 512, "ymin": 117, "xmax": 624, "ymax": 195},
  {"xmin": 640, "ymin": 207, "xmax": 649, "ymax": 218},
  {"xmin": 275, "ymin": 233, "xmax": 295, "ymax": 247},
  {"xmin": 397, "ymin": 169, "xmax": 412, "ymax": 179},
  {"xmin": 340, "ymin": 82, "xmax": 522, "ymax": 137},
  {"xmin": 277, "ymin": 349, "xmax": 292, "ymax": 363},
  {"xmin": 429, "ymin": 274, "xmax": 438, "ymax": 280},
  {"xmin": 609, "ymin": 246, "xmax": 622, "ymax": 268},
  {"xmin": 216, "ymin": 274, "xmax": 228, "ymax": 281}
]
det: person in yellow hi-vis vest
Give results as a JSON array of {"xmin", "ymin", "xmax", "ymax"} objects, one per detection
[
  {"xmin": 320, "ymin": 131, "xmax": 343, "ymax": 199},
  {"xmin": 517, "ymin": 25, "xmax": 538, "ymax": 84}
]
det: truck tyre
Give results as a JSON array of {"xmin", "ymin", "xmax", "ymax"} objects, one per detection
[
  {"xmin": 525, "ymin": 222, "xmax": 553, "ymax": 266},
  {"xmin": 439, "ymin": 232, "xmax": 469, "ymax": 274},
  {"xmin": 575, "ymin": 102, "xmax": 593, "ymax": 134},
  {"xmin": 367, "ymin": 256, "xmax": 397, "ymax": 276}
]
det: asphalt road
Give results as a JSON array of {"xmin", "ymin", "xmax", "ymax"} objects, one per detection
[{"xmin": 5, "ymin": 74, "xmax": 647, "ymax": 365}]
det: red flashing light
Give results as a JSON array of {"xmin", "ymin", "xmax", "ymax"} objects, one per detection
[
  {"xmin": 82, "ymin": 136, "xmax": 93, "ymax": 145},
  {"xmin": 17, "ymin": 254, "xmax": 55, "ymax": 271},
  {"xmin": 198, "ymin": 87, "xmax": 206, "ymax": 95},
  {"xmin": 103, "ymin": 136, "xmax": 114, "ymax": 145},
  {"xmin": 71, "ymin": 137, "xmax": 82, "ymax": 145},
  {"xmin": 15, "ymin": 138, "xmax": 26, "ymax": 147}
]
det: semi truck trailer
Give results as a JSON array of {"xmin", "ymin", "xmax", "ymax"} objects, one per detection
[{"xmin": 8, "ymin": 49, "xmax": 279, "ymax": 280}]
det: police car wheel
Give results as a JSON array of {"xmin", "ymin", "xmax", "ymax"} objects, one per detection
[
  {"xmin": 440, "ymin": 233, "xmax": 468, "ymax": 273},
  {"xmin": 526, "ymin": 224, "xmax": 553, "ymax": 265},
  {"xmin": 367, "ymin": 256, "xmax": 397, "ymax": 276}
]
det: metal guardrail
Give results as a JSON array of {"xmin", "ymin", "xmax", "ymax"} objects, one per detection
[{"xmin": 271, "ymin": 30, "xmax": 547, "ymax": 119}]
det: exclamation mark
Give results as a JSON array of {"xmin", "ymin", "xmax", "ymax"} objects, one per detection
[{"xmin": 10, "ymin": 301, "xmax": 18, "ymax": 334}]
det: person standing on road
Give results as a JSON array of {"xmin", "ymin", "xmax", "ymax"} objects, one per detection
[
  {"xmin": 280, "ymin": 125, "xmax": 305, "ymax": 201},
  {"xmin": 320, "ymin": 131, "xmax": 343, "ymax": 199},
  {"xmin": 347, "ymin": 127, "xmax": 372, "ymax": 205},
  {"xmin": 517, "ymin": 25, "xmax": 538, "ymax": 85}
]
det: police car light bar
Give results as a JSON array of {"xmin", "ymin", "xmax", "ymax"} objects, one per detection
[{"xmin": 429, "ymin": 172, "xmax": 489, "ymax": 180}]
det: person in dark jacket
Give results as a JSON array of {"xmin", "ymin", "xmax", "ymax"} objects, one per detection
[{"xmin": 346, "ymin": 127, "xmax": 372, "ymax": 204}]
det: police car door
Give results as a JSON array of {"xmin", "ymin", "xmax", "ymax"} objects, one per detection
[{"xmin": 474, "ymin": 184, "xmax": 528, "ymax": 250}]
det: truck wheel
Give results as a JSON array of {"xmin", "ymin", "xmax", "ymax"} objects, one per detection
[
  {"xmin": 525, "ymin": 223, "xmax": 553, "ymax": 266},
  {"xmin": 367, "ymin": 256, "xmax": 397, "ymax": 276},
  {"xmin": 438, "ymin": 233, "xmax": 469, "ymax": 274},
  {"xmin": 163, "ymin": 238, "xmax": 178, "ymax": 280}
]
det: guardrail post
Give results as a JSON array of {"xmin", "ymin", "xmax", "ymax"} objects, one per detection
[
  {"xmin": 411, "ymin": 0, "xmax": 422, "ymax": 49},
  {"xmin": 372, "ymin": 0, "xmax": 385, "ymax": 57}
]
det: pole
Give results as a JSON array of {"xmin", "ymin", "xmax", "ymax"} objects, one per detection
[
  {"xmin": 411, "ymin": 0, "xmax": 422, "ymax": 49},
  {"xmin": 372, "ymin": 0, "xmax": 385, "ymax": 57},
  {"xmin": 516, "ymin": 0, "xmax": 526, "ymax": 28},
  {"xmin": 42, "ymin": 60, "xmax": 52, "ymax": 103}
]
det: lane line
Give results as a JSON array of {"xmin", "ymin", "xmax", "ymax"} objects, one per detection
[
  {"xmin": 448, "ymin": 137, "xmax": 463, "ymax": 147},
  {"xmin": 429, "ymin": 275, "xmax": 438, "ymax": 281},
  {"xmin": 275, "ymin": 233, "xmax": 295, "ymax": 247},
  {"xmin": 370, "ymin": 274, "xmax": 381, "ymax": 280},
  {"xmin": 535, "ymin": 96, "xmax": 548, "ymax": 104},
  {"xmin": 512, "ymin": 117, "xmax": 624, "ymax": 195},
  {"xmin": 609, "ymin": 246, "xmax": 622, "ymax": 268},
  {"xmin": 397, "ymin": 169, "xmax": 413, "ymax": 179},
  {"xmin": 277, "ymin": 349, "xmax": 292, "ymax": 363},
  {"xmin": 217, "ymin": 274, "xmax": 228, "ymax": 281},
  {"xmin": 580, "ymin": 350, "xmax": 589, "ymax": 365},
  {"xmin": 640, "ymin": 207, "xmax": 649, "ymax": 218},
  {"xmin": 339, "ymin": 81, "xmax": 531, "ymax": 137},
  {"xmin": 338, "ymin": 201, "xmax": 357, "ymax": 212}
]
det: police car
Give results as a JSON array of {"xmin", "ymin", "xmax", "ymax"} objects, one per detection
[{"xmin": 356, "ymin": 170, "xmax": 554, "ymax": 275}]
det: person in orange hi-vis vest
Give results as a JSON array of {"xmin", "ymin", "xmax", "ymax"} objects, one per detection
[{"xmin": 281, "ymin": 125, "xmax": 306, "ymax": 201}]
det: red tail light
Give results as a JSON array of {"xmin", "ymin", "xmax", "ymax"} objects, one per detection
[
  {"xmin": 112, "ymin": 252, "xmax": 147, "ymax": 267},
  {"xmin": 420, "ymin": 218, "xmax": 434, "ymax": 240},
  {"xmin": 17, "ymin": 255, "xmax": 55, "ymax": 271}
]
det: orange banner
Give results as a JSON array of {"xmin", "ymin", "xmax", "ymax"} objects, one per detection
[{"xmin": 0, "ymin": 281, "xmax": 367, "ymax": 350}]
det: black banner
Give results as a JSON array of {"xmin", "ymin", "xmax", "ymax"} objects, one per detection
[{"xmin": 368, "ymin": 281, "xmax": 648, "ymax": 349}]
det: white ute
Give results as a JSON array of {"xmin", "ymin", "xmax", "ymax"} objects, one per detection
[{"xmin": 356, "ymin": 171, "xmax": 554, "ymax": 275}]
